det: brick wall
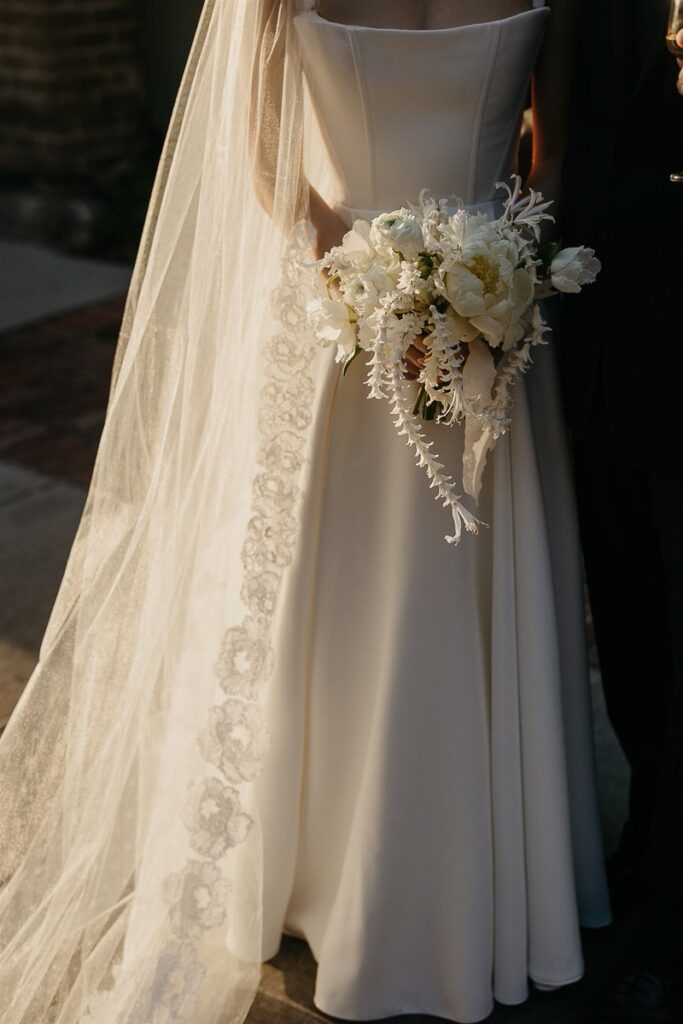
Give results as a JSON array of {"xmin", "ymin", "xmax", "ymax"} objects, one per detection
[{"xmin": 0, "ymin": 0, "xmax": 147, "ymax": 184}]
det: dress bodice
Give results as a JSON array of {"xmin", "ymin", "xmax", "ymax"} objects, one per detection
[{"xmin": 294, "ymin": 5, "xmax": 549, "ymax": 215}]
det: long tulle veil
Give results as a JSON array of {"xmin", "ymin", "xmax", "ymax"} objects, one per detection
[{"xmin": 0, "ymin": 1, "xmax": 327, "ymax": 1020}]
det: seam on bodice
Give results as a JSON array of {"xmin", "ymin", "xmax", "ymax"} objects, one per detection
[
  {"xmin": 295, "ymin": 7, "xmax": 551, "ymax": 212},
  {"xmin": 467, "ymin": 22, "xmax": 501, "ymax": 204},
  {"xmin": 346, "ymin": 29, "xmax": 376, "ymax": 211}
]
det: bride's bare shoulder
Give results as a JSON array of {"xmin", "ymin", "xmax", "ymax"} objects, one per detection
[{"xmin": 315, "ymin": 0, "xmax": 536, "ymax": 30}]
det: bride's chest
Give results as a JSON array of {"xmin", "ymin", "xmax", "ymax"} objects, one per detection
[
  {"xmin": 294, "ymin": 7, "xmax": 549, "ymax": 137},
  {"xmin": 293, "ymin": 6, "xmax": 550, "ymax": 208}
]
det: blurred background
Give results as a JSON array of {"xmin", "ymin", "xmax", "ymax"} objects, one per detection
[
  {"xmin": 0, "ymin": 0, "xmax": 205, "ymax": 728},
  {"xmin": 1, "ymin": 0, "xmax": 203, "ymax": 258},
  {"xmin": 0, "ymin": 5, "xmax": 636, "ymax": 1022},
  {"xmin": 0, "ymin": 0, "xmax": 206, "ymax": 720}
]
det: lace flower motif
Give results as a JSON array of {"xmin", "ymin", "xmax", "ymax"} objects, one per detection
[
  {"xmin": 183, "ymin": 777, "xmax": 252, "ymax": 860},
  {"xmin": 129, "ymin": 942, "xmax": 206, "ymax": 1024},
  {"xmin": 164, "ymin": 860, "xmax": 230, "ymax": 940},
  {"xmin": 214, "ymin": 616, "xmax": 274, "ymax": 699},
  {"xmin": 198, "ymin": 699, "xmax": 270, "ymax": 784}
]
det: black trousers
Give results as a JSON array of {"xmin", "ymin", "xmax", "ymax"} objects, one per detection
[{"xmin": 572, "ymin": 407, "xmax": 682, "ymax": 888}]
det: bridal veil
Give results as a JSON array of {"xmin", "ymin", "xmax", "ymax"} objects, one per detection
[{"xmin": 0, "ymin": 2, "xmax": 327, "ymax": 1021}]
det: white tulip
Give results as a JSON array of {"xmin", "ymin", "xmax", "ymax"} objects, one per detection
[
  {"xmin": 550, "ymin": 246, "xmax": 601, "ymax": 293},
  {"xmin": 306, "ymin": 298, "xmax": 357, "ymax": 360}
]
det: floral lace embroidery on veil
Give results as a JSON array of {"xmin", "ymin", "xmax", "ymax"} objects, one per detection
[{"xmin": 82, "ymin": 220, "xmax": 318, "ymax": 1024}]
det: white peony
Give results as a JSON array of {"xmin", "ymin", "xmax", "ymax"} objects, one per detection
[
  {"xmin": 444, "ymin": 264, "xmax": 487, "ymax": 318},
  {"xmin": 306, "ymin": 297, "xmax": 357, "ymax": 360},
  {"xmin": 370, "ymin": 210, "xmax": 425, "ymax": 257},
  {"xmin": 550, "ymin": 246, "xmax": 601, "ymax": 293},
  {"xmin": 443, "ymin": 255, "xmax": 535, "ymax": 348}
]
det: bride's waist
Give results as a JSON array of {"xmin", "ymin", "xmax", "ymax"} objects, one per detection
[{"xmin": 334, "ymin": 196, "xmax": 504, "ymax": 228}]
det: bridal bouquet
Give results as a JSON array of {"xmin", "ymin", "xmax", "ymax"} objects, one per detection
[{"xmin": 306, "ymin": 177, "xmax": 600, "ymax": 544}]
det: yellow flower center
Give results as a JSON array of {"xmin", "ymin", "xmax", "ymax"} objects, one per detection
[{"xmin": 467, "ymin": 255, "xmax": 499, "ymax": 295}]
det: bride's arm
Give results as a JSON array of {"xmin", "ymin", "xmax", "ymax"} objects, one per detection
[
  {"xmin": 249, "ymin": 0, "xmax": 346, "ymax": 256},
  {"xmin": 526, "ymin": 0, "xmax": 578, "ymax": 231}
]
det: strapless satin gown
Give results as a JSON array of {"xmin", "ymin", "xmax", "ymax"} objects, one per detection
[{"xmin": 254, "ymin": 7, "xmax": 612, "ymax": 1022}]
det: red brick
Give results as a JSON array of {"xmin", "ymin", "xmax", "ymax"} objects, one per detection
[{"xmin": 0, "ymin": 0, "xmax": 147, "ymax": 181}]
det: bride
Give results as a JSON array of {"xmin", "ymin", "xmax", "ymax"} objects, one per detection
[{"xmin": 0, "ymin": 2, "xmax": 610, "ymax": 1022}]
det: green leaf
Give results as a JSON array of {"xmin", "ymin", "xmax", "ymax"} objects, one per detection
[
  {"xmin": 342, "ymin": 345, "xmax": 362, "ymax": 377},
  {"xmin": 423, "ymin": 398, "xmax": 439, "ymax": 421},
  {"xmin": 537, "ymin": 241, "xmax": 560, "ymax": 276},
  {"xmin": 412, "ymin": 382, "xmax": 426, "ymax": 416}
]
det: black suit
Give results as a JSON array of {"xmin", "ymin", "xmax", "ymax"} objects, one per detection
[{"xmin": 562, "ymin": 0, "xmax": 683, "ymax": 886}]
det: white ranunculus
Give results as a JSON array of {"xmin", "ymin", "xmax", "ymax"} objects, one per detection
[
  {"xmin": 306, "ymin": 297, "xmax": 357, "ymax": 360},
  {"xmin": 370, "ymin": 211, "xmax": 425, "ymax": 257},
  {"xmin": 550, "ymin": 246, "xmax": 601, "ymax": 293},
  {"xmin": 343, "ymin": 276, "xmax": 379, "ymax": 311}
]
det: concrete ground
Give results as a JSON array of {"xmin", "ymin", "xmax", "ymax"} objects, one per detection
[
  {"xmin": 0, "ymin": 240, "xmax": 130, "ymax": 334},
  {"xmin": 0, "ymin": 242, "xmax": 638, "ymax": 1023}
]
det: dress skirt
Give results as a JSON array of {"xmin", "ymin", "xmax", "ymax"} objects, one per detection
[{"xmin": 253, "ymin": 331, "xmax": 611, "ymax": 1023}]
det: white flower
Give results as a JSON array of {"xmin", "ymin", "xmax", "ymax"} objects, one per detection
[
  {"xmin": 302, "ymin": 179, "xmax": 600, "ymax": 546},
  {"xmin": 370, "ymin": 210, "xmax": 425, "ymax": 257},
  {"xmin": 357, "ymin": 316, "xmax": 378, "ymax": 351},
  {"xmin": 443, "ymin": 247, "xmax": 535, "ymax": 348},
  {"xmin": 306, "ymin": 297, "xmax": 357, "ymax": 359},
  {"xmin": 343, "ymin": 276, "xmax": 379, "ymax": 310},
  {"xmin": 444, "ymin": 264, "xmax": 487, "ymax": 318},
  {"xmin": 550, "ymin": 246, "xmax": 601, "ymax": 293},
  {"xmin": 397, "ymin": 260, "xmax": 425, "ymax": 294},
  {"xmin": 341, "ymin": 219, "xmax": 376, "ymax": 260}
]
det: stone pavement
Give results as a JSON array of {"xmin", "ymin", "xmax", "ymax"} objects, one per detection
[{"xmin": 0, "ymin": 251, "xmax": 635, "ymax": 1023}]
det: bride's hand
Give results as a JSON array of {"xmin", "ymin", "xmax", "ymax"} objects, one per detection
[
  {"xmin": 310, "ymin": 187, "xmax": 347, "ymax": 261},
  {"xmin": 404, "ymin": 337, "xmax": 469, "ymax": 383},
  {"xmin": 404, "ymin": 336, "xmax": 429, "ymax": 381}
]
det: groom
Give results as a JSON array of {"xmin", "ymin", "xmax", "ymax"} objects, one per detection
[
  {"xmin": 562, "ymin": 0, "xmax": 683, "ymax": 1013},
  {"xmin": 563, "ymin": 0, "xmax": 683, "ymax": 893}
]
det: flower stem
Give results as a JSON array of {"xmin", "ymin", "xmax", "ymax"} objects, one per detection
[{"xmin": 412, "ymin": 382, "xmax": 426, "ymax": 417}]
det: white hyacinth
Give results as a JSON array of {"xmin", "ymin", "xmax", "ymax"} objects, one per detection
[{"xmin": 307, "ymin": 176, "xmax": 600, "ymax": 544}]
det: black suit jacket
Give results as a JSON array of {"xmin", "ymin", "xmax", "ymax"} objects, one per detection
[{"xmin": 561, "ymin": 0, "xmax": 683, "ymax": 475}]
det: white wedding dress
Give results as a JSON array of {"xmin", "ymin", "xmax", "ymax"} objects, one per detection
[{"xmin": 254, "ymin": 5, "xmax": 611, "ymax": 1022}]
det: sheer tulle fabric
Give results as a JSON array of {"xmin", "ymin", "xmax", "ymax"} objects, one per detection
[{"xmin": 0, "ymin": 2, "xmax": 325, "ymax": 1022}]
